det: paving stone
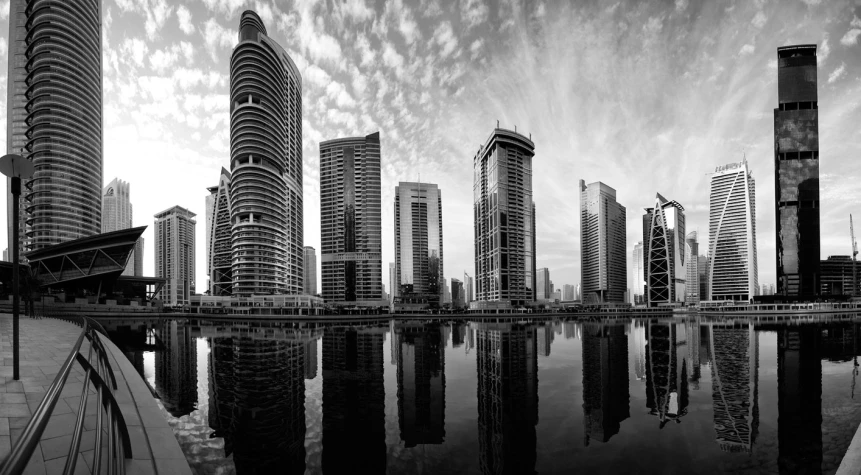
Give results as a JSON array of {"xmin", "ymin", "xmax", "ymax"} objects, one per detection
[{"xmin": 154, "ymin": 458, "xmax": 194, "ymax": 475}]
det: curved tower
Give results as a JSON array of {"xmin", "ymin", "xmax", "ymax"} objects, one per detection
[
  {"xmin": 229, "ymin": 11, "xmax": 303, "ymax": 296},
  {"xmin": 23, "ymin": 0, "xmax": 103, "ymax": 249}
]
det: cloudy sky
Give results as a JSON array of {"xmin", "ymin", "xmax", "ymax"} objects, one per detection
[{"xmin": 0, "ymin": 0, "xmax": 859, "ymax": 293}]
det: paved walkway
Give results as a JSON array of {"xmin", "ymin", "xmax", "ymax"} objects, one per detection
[{"xmin": 0, "ymin": 314, "xmax": 192, "ymax": 475}]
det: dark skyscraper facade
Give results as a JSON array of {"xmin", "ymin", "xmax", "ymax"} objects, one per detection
[
  {"xmin": 473, "ymin": 128, "xmax": 536, "ymax": 306},
  {"xmin": 8, "ymin": 0, "xmax": 103, "ymax": 252},
  {"xmin": 230, "ymin": 11, "xmax": 304, "ymax": 296},
  {"xmin": 394, "ymin": 323, "xmax": 446, "ymax": 446},
  {"xmin": 774, "ymin": 44, "xmax": 820, "ymax": 298},
  {"xmin": 582, "ymin": 323, "xmax": 629, "ymax": 443},
  {"xmin": 320, "ymin": 133, "xmax": 383, "ymax": 304}
]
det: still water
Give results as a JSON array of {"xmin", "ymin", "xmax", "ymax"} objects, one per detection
[{"xmin": 104, "ymin": 315, "xmax": 861, "ymax": 474}]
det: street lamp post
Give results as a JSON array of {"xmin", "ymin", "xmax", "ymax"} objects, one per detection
[{"xmin": 0, "ymin": 153, "xmax": 34, "ymax": 381}]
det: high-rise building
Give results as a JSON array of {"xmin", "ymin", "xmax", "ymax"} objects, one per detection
[
  {"xmin": 389, "ymin": 262, "xmax": 397, "ymax": 303},
  {"xmin": 708, "ymin": 161, "xmax": 758, "ymax": 301},
  {"xmin": 102, "ymin": 178, "xmax": 143, "ymax": 276},
  {"xmin": 320, "ymin": 132, "xmax": 382, "ymax": 305},
  {"xmin": 580, "ymin": 180, "xmax": 627, "ymax": 304},
  {"xmin": 632, "ymin": 242, "xmax": 645, "ymax": 304},
  {"xmin": 473, "ymin": 127, "xmax": 536, "ymax": 306},
  {"xmin": 698, "ymin": 255, "xmax": 709, "ymax": 302},
  {"xmin": 685, "ymin": 232, "xmax": 700, "ymax": 305},
  {"xmin": 394, "ymin": 182, "xmax": 443, "ymax": 305},
  {"xmin": 230, "ymin": 11, "xmax": 303, "ymax": 296},
  {"xmin": 206, "ymin": 168, "xmax": 232, "ymax": 296},
  {"xmin": 154, "ymin": 206, "xmax": 196, "ymax": 306},
  {"xmin": 7, "ymin": 0, "xmax": 103, "ymax": 256},
  {"xmin": 536, "ymin": 268, "xmax": 551, "ymax": 301},
  {"xmin": 576, "ymin": 283, "xmax": 581, "ymax": 301},
  {"xmin": 819, "ymin": 256, "xmax": 860, "ymax": 296},
  {"xmin": 774, "ymin": 44, "xmax": 820, "ymax": 299},
  {"xmin": 562, "ymin": 284, "xmax": 575, "ymax": 301},
  {"xmin": 464, "ymin": 272, "xmax": 474, "ymax": 304},
  {"xmin": 304, "ymin": 246, "xmax": 317, "ymax": 295},
  {"xmin": 451, "ymin": 278, "xmax": 464, "ymax": 308},
  {"xmin": 644, "ymin": 194, "xmax": 686, "ymax": 307}
]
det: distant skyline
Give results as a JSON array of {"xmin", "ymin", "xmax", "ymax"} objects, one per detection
[{"xmin": 1, "ymin": 0, "xmax": 859, "ymax": 291}]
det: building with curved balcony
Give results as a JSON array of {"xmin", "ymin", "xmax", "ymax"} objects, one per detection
[
  {"xmin": 17, "ymin": 0, "xmax": 103, "ymax": 250},
  {"xmin": 229, "ymin": 10, "xmax": 303, "ymax": 296}
]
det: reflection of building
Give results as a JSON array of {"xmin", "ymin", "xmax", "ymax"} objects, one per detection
[
  {"xmin": 708, "ymin": 161, "xmax": 758, "ymax": 301},
  {"xmin": 473, "ymin": 128, "xmax": 537, "ymax": 307},
  {"xmin": 206, "ymin": 168, "xmax": 232, "ymax": 296},
  {"xmin": 102, "ymin": 178, "xmax": 143, "ymax": 276},
  {"xmin": 320, "ymin": 133, "xmax": 383, "ymax": 305},
  {"xmin": 304, "ymin": 338, "xmax": 318, "ymax": 380},
  {"xmin": 155, "ymin": 321, "xmax": 197, "ymax": 417},
  {"xmin": 475, "ymin": 323, "xmax": 538, "ymax": 474},
  {"xmin": 209, "ymin": 336, "xmax": 306, "ymax": 472},
  {"xmin": 452, "ymin": 323, "xmax": 466, "ymax": 348},
  {"xmin": 395, "ymin": 182, "xmax": 443, "ymax": 306},
  {"xmin": 580, "ymin": 181, "xmax": 627, "ymax": 304},
  {"xmin": 644, "ymin": 194, "xmax": 686, "ymax": 306},
  {"xmin": 154, "ymin": 206, "xmax": 196, "ymax": 306},
  {"xmin": 230, "ymin": 11, "xmax": 304, "ymax": 297},
  {"xmin": 774, "ymin": 44, "xmax": 820, "ymax": 299},
  {"xmin": 322, "ymin": 327, "xmax": 386, "ymax": 472},
  {"xmin": 710, "ymin": 324, "xmax": 759, "ymax": 453},
  {"xmin": 685, "ymin": 232, "xmax": 699, "ymax": 305},
  {"xmin": 684, "ymin": 320, "xmax": 701, "ymax": 390},
  {"xmin": 778, "ymin": 326, "xmax": 821, "ymax": 473},
  {"xmin": 582, "ymin": 323, "xmax": 629, "ymax": 444},
  {"xmin": 394, "ymin": 323, "xmax": 446, "ymax": 446},
  {"xmin": 537, "ymin": 324, "xmax": 553, "ymax": 357},
  {"xmin": 645, "ymin": 323, "xmax": 689, "ymax": 428},
  {"xmin": 632, "ymin": 321, "xmax": 646, "ymax": 381}
]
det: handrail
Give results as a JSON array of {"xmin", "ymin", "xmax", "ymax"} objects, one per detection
[{"xmin": 0, "ymin": 316, "xmax": 132, "ymax": 475}]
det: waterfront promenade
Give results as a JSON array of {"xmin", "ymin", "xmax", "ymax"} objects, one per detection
[{"xmin": 0, "ymin": 314, "xmax": 191, "ymax": 475}]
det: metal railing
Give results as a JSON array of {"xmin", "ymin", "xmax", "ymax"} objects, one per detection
[{"xmin": 0, "ymin": 316, "xmax": 133, "ymax": 475}]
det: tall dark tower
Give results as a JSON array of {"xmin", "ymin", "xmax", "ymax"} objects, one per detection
[{"xmin": 774, "ymin": 45, "xmax": 820, "ymax": 298}]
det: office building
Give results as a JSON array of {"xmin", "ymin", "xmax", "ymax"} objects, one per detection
[
  {"xmin": 643, "ymin": 194, "xmax": 686, "ymax": 307},
  {"xmin": 230, "ymin": 11, "xmax": 304, "ymax": 296},
  {"xmin": 576, "ymin": 283, "xmax": 581, "ymax": 301},
  {"xmin": 320, "ymin": 132, "xmax": 383, "ymax": 305},
  {"xmin": 394, "ymin": 182, "xmax": 444, "ymax": 305},
  {"xmin": 563, "ymin": 284, "xmax": 575, "ymax": 301},
  {"xmin": 473, "ymin": 127, "xmax": 536, "ymax": 307},
  {"xmin": 206, "ymin": 168, "xmax": 232, "ymax": 296},
  {"xmin": 451, "ymin": 278, "xmax": 464, "ymax": 308},
  {"xmin": 698, "ymin": 255, "xmax": 709, "ymax": 302},
  {"xmin": 389, "ymin": 262, "xmax": 397, "ymax": 302},
  {"xmin": 774, "ymin": 44, "xmax": 820, "ymax": 298},
  {"xmin": 707, "ymin": 161, "xmax": 758, "ymax": 301},
  {"xmin": 685, "ymin": 232, "xmax": 699, "ymax": 305},
  {"xmin": 464, "ymin": 272, "xmax": 474, "ymax": 304},
  {"xmin": 102, "ymin": 178, "xmax": 143, "ymax": 276},
  {"xmin": 820, "ymin": 256, "xmax": 859, "ymax": 296},
  {"xmin": 303, "ymin": 246, "xmax": 317, "ymax": 295},
  {"xmin": 7, "ymin": 0, "xmax": 103, "ymax": 256},
  {"xmin": 536, "ymin": 268, "xmax": 551, "ymax": 301},
  {"xmin": 632, "ymin": 242, "xmax": 645, "ymax": 304},
  {"xmin": 154, "ymin": 206, "xmax": 196, "ymax": 306},
  {"xmin": 580, "ymin": 181, "xmax": 627, "ymax": 304}
]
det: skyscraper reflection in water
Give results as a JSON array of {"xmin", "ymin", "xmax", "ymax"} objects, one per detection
[
  {"xmin": 322, "ymin": 326, "xmax": 387, "ymax": 473},
  {"xmin": 154, "ymin": 320, "xmax": 197, "ymax": 417},
  {"xmin": 208, "ymin": 336, "xmax": 307, "ymax": 474},
  {"xmin": 474, "ymin": 323, "xmax": 538, "ymax": 475},
  {"xmin": 581, "ymin": 323, "xmax": 629, "ymax": 445},
  {"xmin": 394, "ymin": 323, "xmax": 446, "ymax": 446},
  {"xmin": 709, "ymin": 323, "xmax": 759, "ymax": 453},
  {"xmin": 778, "ymin": 326, "xmax": 822, "ymax": 473},
  {"xmin": 645, "ymin": 322, "xmax": 689, "ymax": 428}
]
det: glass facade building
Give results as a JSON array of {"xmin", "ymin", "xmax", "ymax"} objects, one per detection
[
  {"xmin": 685, "ymin": 231, "xmax": 700, "ymax": 305},
  {"xmin": 102, "ymin": 178, "xmax": 143, "ymax": 276},
  {"xmin": 643, "ymin": 194, "xmax": 686, "ymax": 307},
  {"xmin": 394, "ymin": 181, "xmax": 443, "ymax": 306},
  {"xmin": 774, "ymin": 44, "xmax": 820, "ymax": 298},
  {"xmin": 206, "ymin": 168, "xmax": 232, "ymax": 296},
  {"xmin": 229, "ymin": 11, "xmax": 304, "ymax": 296},
  {"xmin": 473, "ymin": 128, "xmax": 536, "ymax": 306},
  {"xmin": 304, "ymin": 246, "xmax": 317, "ymax": 295},
  {"xmin": 708, "ymin": 161, "xmax": 758, "ymax": 301},
  {"xmin": 632, "ymin": 242, "xmax": 645, "ymax": 305},
  {"xmin": 579, "ymin": 181, "xmax": 627, "ymax": 304},
  {"xmin": 320, "ymin": 132, "xmax": 383, "ymax": 304}
]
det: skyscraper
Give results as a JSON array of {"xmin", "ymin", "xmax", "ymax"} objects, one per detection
[
  {"xmin": 644, "ymin": 194, "xmax": 686, "ymax": 307},
  {"xmin": 451, "ymin": 278, "xmax": 464, "ymax": 308},
  {"xmin": 708, "ymin": 161, "xmax": 758, "ymax": 301},
  {"xmin": 7, "ymin": 0, "xmax": 103, "ymax": 254},
  {"xmin": 304, "ymin": 246, "xmax": 317, "ymax": 295},
  {"xmin": 685, "ymin": 232, "xmax": 700, "ymax": 305},
  {"xmin": 206, "ymin": 168, "xmax": 232, "ymax": 296},
  {"xmin": 320, "ymin": 132, "xmax": 383, "ymax": 305},
  {"xmin": 774, "ymin": 44, "xmax": 820, "ymax": 298},
  {"xmin": 473, "ymin": 127, "xmax": 536, "ymax": 307},
  {"xmin": 698, "ymin": 255, "xmax": 709, "ymax": 302},
  {"xmin": 536, "ymin": 268, "xmax": 551, "ymax": 301},
  {"xmin": 580, "ymin": 180, "xmax": 627, "ymax": 304},
  {"xmin": 154, "ymin": 206, "xmax": 196, "ymax": 306},
  {"xmin": 394, "ymin": 182, "xmax": 443, "ymax": 305},
  {"xmin": 563, "ymin": 284, "xmax": 575, "ymax": 301},
  {"xmin": 102, "ymin": 178, "xmax": 143, "ymax": 276},
  {"xmin": 230, "ymin": 11, "xmax": 303, "ymax": 296},
  {"xmin": 632, "ymin": 242, "xmax": 645, "ymax": 304},
  {"xmin": 389, "ymin": 262, "xmax": 397, "ymax": 303},
  {"xmin": 463, "ymin": 271, "xmax": 474, "ymax": 304}
]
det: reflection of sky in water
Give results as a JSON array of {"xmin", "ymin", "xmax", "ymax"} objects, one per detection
[{"xmin": 126, "ymin": 318, "xmax": 861, "ymax": 475}]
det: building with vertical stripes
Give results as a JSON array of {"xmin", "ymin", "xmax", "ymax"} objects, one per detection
[
  {"xmin": 155, "ymin": 206, "xmax": 196, "ymax": 306},
  {"xmin": 394, "ymin": 181, "xmax": 443, "ymax": 306},
  {"xmin": 102, "ymin": 178, "xmax": 143, "ymax": 276},
  {"xmin": 580, "ymin": 181, "xmax": 627, "ymax": 304}
]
